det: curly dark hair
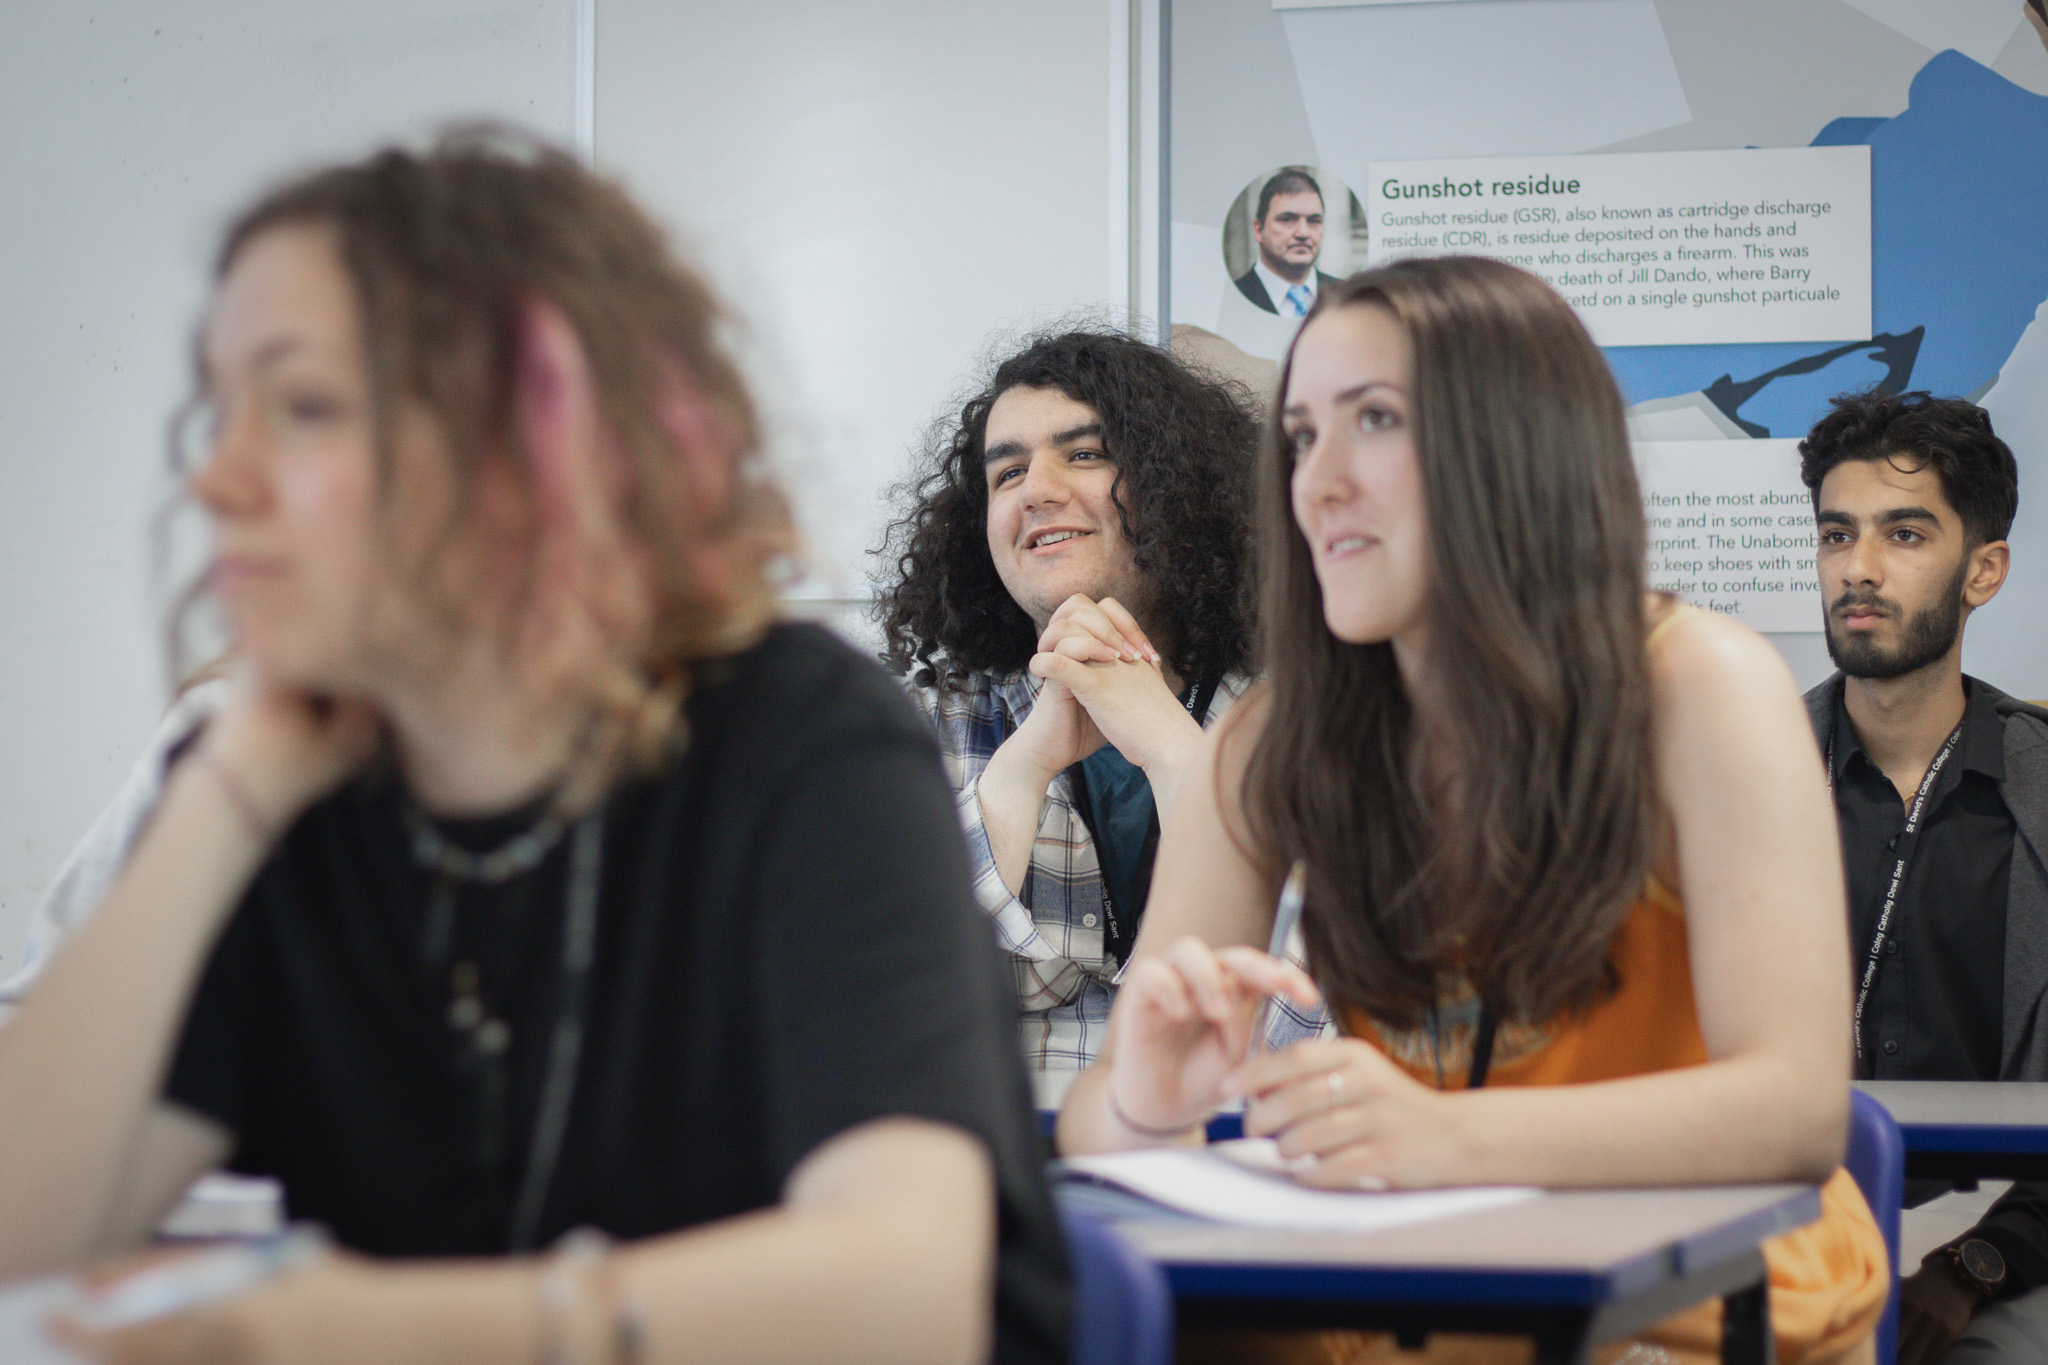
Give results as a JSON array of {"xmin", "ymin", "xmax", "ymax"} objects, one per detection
[
  {"xmin": 875, "ymin": 329, "xmax": 1259, "ymax": 691},
  {"xmin": 1799, "ymin": 389, "xmax": 2018, "ymax": 546}
]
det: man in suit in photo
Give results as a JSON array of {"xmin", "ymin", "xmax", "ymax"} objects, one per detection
[{"xmin": 1232, "ymin": 168, "xmax": 1342, "ymax": 318}]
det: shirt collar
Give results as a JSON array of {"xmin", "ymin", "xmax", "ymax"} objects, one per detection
[
  {"xmin": 1256, "ymin": 258, "xmax": 1315, "ymax": 312},
  {"xmin": 1959, "ymin": 675, "xmax": 2007, "ymax": 783},
  {"xmin": 1828, "ymin": 674, "xmax": 2005, "ymax": 785}
]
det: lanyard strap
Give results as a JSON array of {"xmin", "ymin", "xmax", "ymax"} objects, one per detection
[
  {"xmin": 509, "ymin": 811, "xmax": 604, "ymax": 1251},
  {"xmin": 1829, "ymin": 717, "xmax": 1965, "ymax": 1067},
  {"xmin": 413, "ymin": 808, "xmax": 605, "ymax": 1252},
  {"xmin": 1468, "ymin": 1000, "xmax": 1499, "ymax": 1090}
]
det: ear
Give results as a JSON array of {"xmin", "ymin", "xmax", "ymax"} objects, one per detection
[{"xmin": 1964, "ymin": 538, "xmax": 2010, "ymax": 610}]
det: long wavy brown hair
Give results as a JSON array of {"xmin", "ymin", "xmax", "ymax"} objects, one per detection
[
  {"xmin": 1237, "ymin": 256, "xmax": 1655, "ymax": 1029},
  {"xmin": 175, "ymin": 128, "xmax": 792, "ymax": 793}
]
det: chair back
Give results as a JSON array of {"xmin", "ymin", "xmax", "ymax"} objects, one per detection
[
  {"xmin": 1846, "ymin": 1088, "xmax": 1905, "ymax": 1365},
  {"xmin": 1063, "ymin": 1209, "xmax": 1174, "ymax": 1365}
]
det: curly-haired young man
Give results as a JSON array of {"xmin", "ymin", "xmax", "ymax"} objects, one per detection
[{"xmin": 877, "ymin": 330, "xmax": 1259, "ymax": 1092}]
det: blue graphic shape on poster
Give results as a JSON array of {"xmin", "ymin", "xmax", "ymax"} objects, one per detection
[{"xmin": 1603, "ymin": 50, "xmax": 2048, "ymax": 436}]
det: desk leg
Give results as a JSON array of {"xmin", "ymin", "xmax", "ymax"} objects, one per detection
[
  {"xmin": 1530, "ymin": 1313, "xmax": 1594, "ymax": 1365},
  {"xmin": 1720, "ymin": 1279, "xmax": 1772, "ymax": 1365}
]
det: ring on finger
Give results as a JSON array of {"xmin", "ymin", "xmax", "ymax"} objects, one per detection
[{"xmin": 1327, "ymin": 1070, "xmax": 1344, "ymax": 1109}]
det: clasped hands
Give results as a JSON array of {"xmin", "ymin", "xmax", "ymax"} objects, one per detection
[
  {"xmin": 1011, "ymin": 595, "xmax": 1202, "ymax": 792},
  {"xmin": 1108, "ymin": 935, "xmax": 1464, "ymax": 1190}
]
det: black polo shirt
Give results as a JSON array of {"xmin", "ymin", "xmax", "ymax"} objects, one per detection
[{"xmin": 1831, "ymin": 677, "xmax": 2014, "ymax": 1081}]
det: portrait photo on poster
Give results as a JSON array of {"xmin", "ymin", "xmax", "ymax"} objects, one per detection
[
  {"xmin": 1222, "ymin": 165, "xmax": 1368, "ymax": 316},
  {"xmin": 1208, "ymin": 166, "xmax": 1369, "ymax": 362}
]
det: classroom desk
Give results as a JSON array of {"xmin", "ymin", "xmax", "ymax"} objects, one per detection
[
  {"xmin": 1061, "ymin": 1180, "xmax": 1818, "ymax": 1365},
  {"xmin": 1856, "ymin": 1079, "xmax": 2048, "ymax": 1180}
]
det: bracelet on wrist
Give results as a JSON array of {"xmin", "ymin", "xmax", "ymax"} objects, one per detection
[
  {"xmin": 536, "ymin": 1227, "xmax": 646, "ymax": 1365},
  {"xmin": 1106, "ymin": 1083, "xmax": 1205, "ymax": 1141}
]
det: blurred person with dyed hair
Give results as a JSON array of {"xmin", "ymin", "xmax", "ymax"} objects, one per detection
[{"xmin": 0, "ymin": 131, "xmax": 1067, "ymax": 1365}]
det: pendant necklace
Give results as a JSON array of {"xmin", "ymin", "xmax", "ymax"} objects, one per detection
[{"xmin": 404, "ymin": 797, "xmax": 606, "ymax": 1251}]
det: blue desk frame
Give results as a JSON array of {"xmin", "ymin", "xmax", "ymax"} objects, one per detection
[
  {"xmin": 1063, "ymin": 1182, "xmax": 1819, "ymax": 1365},
  {"xmin": 1856, "ymin": 1080, "xmax": 2048, "ymax": 1180}
]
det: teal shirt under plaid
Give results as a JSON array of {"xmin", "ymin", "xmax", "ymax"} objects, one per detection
[{"xmin": 912, "ymin": 668, "xmax": 1251, "ymax": 1078}]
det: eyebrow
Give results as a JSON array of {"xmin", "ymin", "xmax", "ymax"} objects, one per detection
[
  {"xmin": 250, "ymin": 336, "xmax": 310, "ymax": 369},
  {"xmin": 1281, "ymin": 381, "xmax": 1405, "ymax": 419},
  {"xmin": 1816, "ymin": 506, "xmax": 1943, "ymax": 528},
  {"xmin": 983, "ymin": 421, "xmax": 1106, "ymax": 466},
  {"xmin": 202, "ymin": 334, "xmax": 311, "ymax": 388}
]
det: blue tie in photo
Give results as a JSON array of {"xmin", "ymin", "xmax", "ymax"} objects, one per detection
[{"xmin": 1284, "ymin": 283, "xmax": 1312, "ymax": 317}]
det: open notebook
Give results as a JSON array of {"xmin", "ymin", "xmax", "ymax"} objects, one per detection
[{"xmin": 1056, "ymin": 1138, "xmax": 1538, "ymax": 1232}]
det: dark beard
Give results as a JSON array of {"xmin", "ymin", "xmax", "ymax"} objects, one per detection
[{"xmin": 1823, "ymin": 557, "xmax": 1968, "ymax": 680}]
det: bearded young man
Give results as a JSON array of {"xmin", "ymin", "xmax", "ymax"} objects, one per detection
[
  {"xmin": 1800, "ymin": 390, "xmax": 2048, "ymax": 1365},
  {"xmin": 876, "ymin": 330, "xmax": 1258, "ymax": 1098}
]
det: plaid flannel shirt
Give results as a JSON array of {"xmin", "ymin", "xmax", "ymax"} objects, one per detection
[{"xmin": 913, "ymin": 667, "xmax": 1252, "ymax": 1077}]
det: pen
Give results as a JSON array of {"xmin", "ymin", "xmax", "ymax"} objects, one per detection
[{"xmin": 1244, "ymin": 860, "xmax": 1308, "ymax": 1060}]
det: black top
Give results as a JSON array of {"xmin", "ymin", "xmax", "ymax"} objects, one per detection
[
  {"xmin": 163, "ymin": 623, "xmax": 1069, "ymax": 1364},
  {"xmin": 1831, "ymin": 677, "xmax": 2015, "ymax": 1082},
  {"xmin": 1075, "ymin": 745, "xmax": 1155, "ymax": 961},
  {"xmin": 1067, "ymin": 679, "xmax": 1217, "ymax": 964}
]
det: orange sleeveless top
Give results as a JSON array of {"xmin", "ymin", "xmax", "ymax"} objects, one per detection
[
  {"xmin": 1349, "ymin": 875, "xmax": 1705, "ymax": 1089},
  {"xmin": 1344, "ymin": 882, "xmax": 1885, "ymax": 1364},
  {"xmin": 1333, "ymin": 608, "xmax": 1887, "ymax": 1365}
]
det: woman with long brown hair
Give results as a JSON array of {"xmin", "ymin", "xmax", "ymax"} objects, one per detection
[
  {"xmin": 0, "ymin": 133, "xmax": 1067, "ymax": 1364},
  {"xmin": 1058, "ymin": 257, "xmax": 1884, "ymax": 1363}
]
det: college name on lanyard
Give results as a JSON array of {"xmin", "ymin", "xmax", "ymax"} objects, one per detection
[{"xmin": 1829, "ymin": 715, "xmax": 1965, "ymax": 1066}]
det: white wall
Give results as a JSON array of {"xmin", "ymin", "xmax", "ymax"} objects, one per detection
[
  {"xmin": 594, "ymin": 0, "xmax": 1120, "ymax": 602},
  {"xmin": 0, "ymin": 0, "xmax": 581, "ymax": 972},
  {"xmin": 0, "ymin": 1, "xmax": 1122, "ymax": 973}
]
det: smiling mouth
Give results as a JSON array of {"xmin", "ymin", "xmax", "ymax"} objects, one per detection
[
  {"xmin": 1027, "ymin": 529, "xmax": 1091, "ymax": 551},
  {"xmin": 1325, "ymin": 535, "xmax": 1374, "ymax": 556}
]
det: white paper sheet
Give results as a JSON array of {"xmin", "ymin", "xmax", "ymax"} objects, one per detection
[
  {"xmin": 1058, "ymin": 1138, "xmax": 1538, "ymax": 1232},
  {"xmin": 0, "ymin": 1277, "xmax": 88, "ymax": 1365}
]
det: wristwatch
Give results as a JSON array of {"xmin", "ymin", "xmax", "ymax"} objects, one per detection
[{"xmin": 1945, "ymin": 1238, "xmax": 2009, "ymax": 1298}]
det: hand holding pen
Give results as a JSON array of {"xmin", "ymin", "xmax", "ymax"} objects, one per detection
[
  {"xmin": 1215, "ymin": 860, "xmax": 1460, "ymax": 1191},
  {"xmin": 1104, "ymin": 862, "xmax": 1323, "ymax": 1142}
]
